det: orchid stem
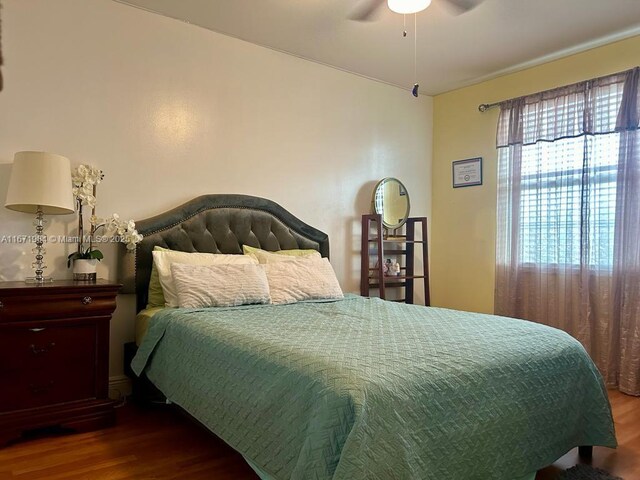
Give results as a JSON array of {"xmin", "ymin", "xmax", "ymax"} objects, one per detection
[{"xmin": 89, "ymin": 184, "xmax": 97, "ymax": 252}]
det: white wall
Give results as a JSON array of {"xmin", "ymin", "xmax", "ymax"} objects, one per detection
[{"xmin": 0, "ymin": 0, "xmax": 433, "ymax": 384}]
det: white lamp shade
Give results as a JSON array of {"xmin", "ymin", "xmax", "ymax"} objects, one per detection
[
  {"xmin": 5, "ymin": 151, "xmax": 75, "ymax": 215},
  {"xmin": 387, "ymin": 0, "xmax": 432, "ymax": 14}
]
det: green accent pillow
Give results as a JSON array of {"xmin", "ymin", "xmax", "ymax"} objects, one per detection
[
  {"xmin": 242, "ymin": 245, "xmax": 320, "ymax": 264},
  {"xmin": 146, "ymin": 246, "xmax": 167, "ymax": 308}
]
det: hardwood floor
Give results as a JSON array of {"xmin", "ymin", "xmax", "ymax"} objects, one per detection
[
  {"xmin": 536, "ymin": 390, "xmax": 640, "ymax": 480},
  {"xmin": 0, "ymin": 390, "xmax": 638, "ymax": 479},
  {"xmin": 0, "ymin": 403, "xmax": 258, "ymax": 480}
]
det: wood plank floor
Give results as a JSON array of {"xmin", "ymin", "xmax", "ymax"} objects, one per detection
[
  {"xmin": 536, "ymin": 390, "xmax": 640, "ymax": 480},
  {"xmin": 0, "ymin": 390, "xmax": 638, "ymax": 479}
]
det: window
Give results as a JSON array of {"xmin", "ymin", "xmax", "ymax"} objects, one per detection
[
  {"xmin": 513, "ymin": 133, "xmax": 620, "ymax": 269},
  {"xmin": 496, "ymin": 77, "xmax": 626, "ymax": 271}
]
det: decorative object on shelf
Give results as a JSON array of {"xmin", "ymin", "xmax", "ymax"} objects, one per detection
[
  {"xmin": 452, "ymin": 157, "xmax": 482, "ymax": 188},
  {"xmin": 390, "ymin": 259, "xmax": 401, "ymax": 276},
  {"xmin": 4, "ymin": 151, "xmax": 75, "ymax": 283},
  {"xmin": 372, "ymin": 177, "xmax": 411, "ymax": 233},
  {"xmin": 67, "ymin": 164, "xmax": 142, "ymax": 281},
  {"xmin": 385, "ymin": 258, "xmax": 393, "ymax": 276},
  {"xmin": 361, "ymin": 213, "xmax": 430, "ymax": 305},
  {"xmin": 383, "ymin": 258, "xmax": 404, "ymax": 277}
]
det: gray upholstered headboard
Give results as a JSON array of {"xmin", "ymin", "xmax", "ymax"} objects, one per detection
[{"xmin": 119, "ymin": 194, "xmax": 329, "ymax": 312}]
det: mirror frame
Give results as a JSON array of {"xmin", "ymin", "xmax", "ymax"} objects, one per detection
[{"xmin": 371, "ymin": 177, "xmax": 411, "ymax": 230}]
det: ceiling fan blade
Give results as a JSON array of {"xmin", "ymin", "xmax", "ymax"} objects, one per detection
[
  {"xmin": 440, "ymin": 0, "xmax": 484, "ymax": 14},
  {"xmin": 349, "ymin": 0, "xmax": 387, "ymax": 21}
]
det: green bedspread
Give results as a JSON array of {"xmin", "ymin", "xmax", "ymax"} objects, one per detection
[{"xmin": 132, "ymin": 295, "xmax": 616, "ymax": 480}]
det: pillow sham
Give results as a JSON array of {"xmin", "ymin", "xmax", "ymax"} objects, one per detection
[
  {"xmin": 171, "ymin": 263, "xmax": 271, "ymax": 308},
  {"xmin": 265, "ymin": 256, "xmax": 344, "ymax": 305},
  {"xmin": 152, "ymin": 249, "xmax": 258, "ymax": 308},
  {"xmin": 243, "ymin": 245, "xmax": 321, "ymax": 264}
]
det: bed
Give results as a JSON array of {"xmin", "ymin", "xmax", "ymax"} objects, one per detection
[{"xmin": 122, "ymin": 194, "xmax": 616, "ymax": 480}]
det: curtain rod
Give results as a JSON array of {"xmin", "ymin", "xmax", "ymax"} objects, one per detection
[
  {"xmin": 478, "ymin": 102, "xmax": 501, "ymax": 112},
  {"xmin": 478, "ymin": 67, "xmax": 638, "ymax": 113}
]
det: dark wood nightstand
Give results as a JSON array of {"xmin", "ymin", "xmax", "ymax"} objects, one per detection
[{"xmin": 0, "ymin": 280, "xmax": 121, "ymax": 445}]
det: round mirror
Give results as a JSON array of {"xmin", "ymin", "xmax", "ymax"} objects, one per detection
[{"xmin": 372, "ymin": 177, "xmax": 410, "ymax": 230}]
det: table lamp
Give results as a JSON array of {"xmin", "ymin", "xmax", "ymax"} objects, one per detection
[{"xmin": 5, "ymin": 151, "xmax": 76, "ymax": 283}]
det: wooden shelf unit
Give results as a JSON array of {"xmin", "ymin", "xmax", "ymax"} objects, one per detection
[{"xmin": 360, "ymin": 214, "xmax": 430, "ymax": 305}]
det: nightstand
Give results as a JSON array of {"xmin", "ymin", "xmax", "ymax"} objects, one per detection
[{"xmin": 0, "ymin": 280, "xmax": 121, "ymax": 445}]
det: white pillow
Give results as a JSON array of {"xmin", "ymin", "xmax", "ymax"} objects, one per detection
[
  {"xmin": 171, "ymin": 263, "xmax": 271, "ymax": 308},
  {"xmin": 152, "ymin": 250, "xmax": 258, "ymax": 307},
  {"xmin": 265, "ymin": 256, "xmax": 344, "ymax": 305}
]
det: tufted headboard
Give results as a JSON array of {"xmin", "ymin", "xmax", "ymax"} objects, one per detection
[{"xmin": 119, "ymin": 194, "xmax": 329, "ymax": 312}]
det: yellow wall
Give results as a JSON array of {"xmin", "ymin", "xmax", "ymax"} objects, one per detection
[{"xmin": 431, "ymin": 35, "xmax": 640, "ymax": 314}]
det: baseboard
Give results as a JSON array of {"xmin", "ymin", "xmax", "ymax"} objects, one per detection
[{"xmin": 109, "ymin": 375, "xmax": 132, "ymax": 400}]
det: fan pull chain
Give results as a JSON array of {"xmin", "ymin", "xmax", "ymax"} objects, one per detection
[
  {"xmin": 403, "ymin": 14, "xmax": 407, "ymax": 37},
  {"xmin": 412, "ymin": 13, "xmax": 419, "ymax": 97}
]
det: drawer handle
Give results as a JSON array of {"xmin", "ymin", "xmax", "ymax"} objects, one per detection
[
  {"xmin": 29, "ymin": 328, "xmax": 46, "ymax": 333},
  {"xmin": 82, "ymin": 296, "xmax": 93, "ymax": 305},
  {"xmin": 29, "ymin": 381, "xmax": 54, "ymax": 395},
  {"xmin": 30, "ymin": 342, "xmax": 56, "ymax": 356}
]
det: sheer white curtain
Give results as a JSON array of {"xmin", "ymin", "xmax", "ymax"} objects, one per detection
[{"xmin": 495, "ymin": 68, "xmax": 640, "ymax": 395}]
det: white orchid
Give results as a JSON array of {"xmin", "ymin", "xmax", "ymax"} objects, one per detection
[
  {"xmin": 71, "ymin": 164, "xmax": 102, "ymax": 208},
  {"xmin": 69, "ymin": 164, "xmax": 142, "ymax": 268},
  {"xmin": 96, "ymin": 213, "xmax": 142, "ymax": 249},
  {"xmin": 123, "ymin": 230, "xmax": 143, "ymax": 251}
]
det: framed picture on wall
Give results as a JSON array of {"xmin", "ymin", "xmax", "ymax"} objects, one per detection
[{"xmin": 452, "ymin": 157, "xmax": 482, "ymax": 188}]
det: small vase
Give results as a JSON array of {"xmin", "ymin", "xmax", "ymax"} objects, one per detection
[{"xmin": 73, "ymin": 259, "xmax": 98, "ymax": 282}]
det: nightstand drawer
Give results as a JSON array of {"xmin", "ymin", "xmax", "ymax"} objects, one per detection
[
  {"xmin": 0, "ymin": 324, "xmax": 97, "ymax": 374},
  {"xmin": 0, "ymin": 366, "xmax": 95, "ymax": 412},
  {"xmin": 0, "ymin": 293, "xmax": 116, "ymax": 322}
]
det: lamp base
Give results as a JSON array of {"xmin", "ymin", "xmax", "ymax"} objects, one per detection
[
  {"xmin": 25, "ymin": 276, "xmax": 54, "ymax": 284},
  {"xmin": 28, "ymin": 207, "xmax": 52, "ymax": 285}
]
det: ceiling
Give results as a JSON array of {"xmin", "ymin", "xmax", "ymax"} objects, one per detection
[{"xmin": 115, "ymin": 0, "xmax": 640, "ymax": 95}]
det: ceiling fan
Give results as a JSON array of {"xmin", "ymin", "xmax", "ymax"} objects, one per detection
[
  {"xmin": 350, "ymin": 0, "xmax": 484, "ymax": 97},
  {"xmin": 350, "ymin": 0, "xmax": 484, "ymax": 21}
]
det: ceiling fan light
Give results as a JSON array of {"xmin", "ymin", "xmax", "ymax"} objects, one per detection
[{"xmin": 387, "ymin": 0, "xmax": 432, "ymax": 14}]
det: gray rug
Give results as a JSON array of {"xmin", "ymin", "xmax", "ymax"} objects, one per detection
[{"xmin": 555, "ymin": 465, "xmax": 623, "ymax": 480}]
